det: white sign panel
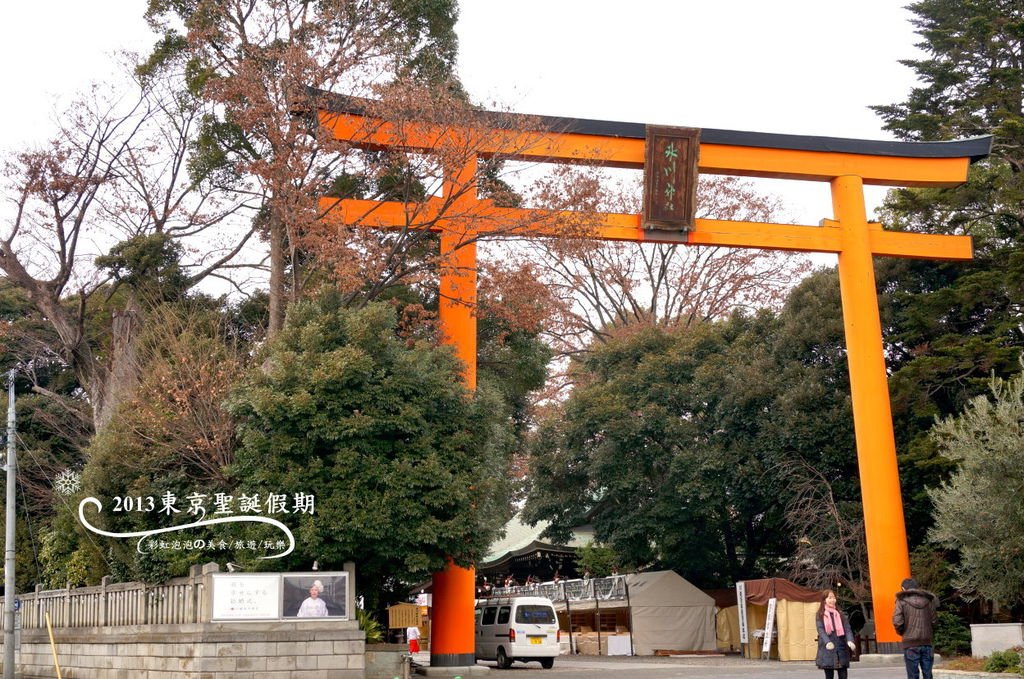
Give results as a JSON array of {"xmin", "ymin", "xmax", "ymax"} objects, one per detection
[
  {"xmin": 212, "ymin": 574, "xmax": 282, "ymax": 620},
  {"xmin": 762, "ymin": 597, "xmax": 778, "ymax": 656},
  {"xmin": 736, "ymin": 581, "xmax": 748, "ymax": 644}
]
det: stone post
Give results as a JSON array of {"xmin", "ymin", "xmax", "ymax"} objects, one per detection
[
  {"xmin": 100, "ymin": 575, "xmax": 110, "ymax": 628},
  {"xmin": 199, "ymin": 562, "xmax": 220, "ymax": 623},
  {"xmin": 344, "ymin": 561, "xmax": 356, "ymax": 619}
]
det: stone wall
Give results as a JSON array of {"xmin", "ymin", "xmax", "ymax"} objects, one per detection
[
  {"xmin": 971, "ymin": 623, "xmax": 1024, "ymax": 658},
  {"xmin": 364, "ymin": 643, "xmax": 411, "ymax": 679},
  {"xmin": 4, "ymin": 620, "xmax": 365, "ymax": 679}
]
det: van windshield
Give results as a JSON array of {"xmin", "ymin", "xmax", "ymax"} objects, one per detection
[{"xmin": 515, "ymin": 605, "xmax": 556, "ymax": 624}]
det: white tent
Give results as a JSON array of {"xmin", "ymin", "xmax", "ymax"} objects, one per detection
[{"xmin": 624, "ymin": 571, "xmax": 717, "ymax": 654}]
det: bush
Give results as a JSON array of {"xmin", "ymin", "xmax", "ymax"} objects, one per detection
[
  {"xmin": 982, "ymin": 648, "xmax": 1021, "ymax": 674},
  {"xmin": 356, "ymin": 607, "xmax": 384, "ymax": 644},
  {"xmin": 933, "ymin": 610, "xmax": 972, "ymax": 656}
]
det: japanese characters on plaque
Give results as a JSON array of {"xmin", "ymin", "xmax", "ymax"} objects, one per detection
[
  {"xmin": 212, "ymin": 574, "xmax": 282, "ymax": 620},
  {"xmin": 642, "ymin": 125, "xmax": 700, "ymax": 231}
]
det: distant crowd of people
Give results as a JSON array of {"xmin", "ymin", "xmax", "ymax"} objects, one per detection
[{"xmin": 476, "ymin": 566, "xmax": 631, "ymax": 595}]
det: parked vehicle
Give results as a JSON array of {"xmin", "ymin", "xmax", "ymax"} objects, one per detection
[{"xmin": 474, "ymin": 596, "xmax": 560, "ymax": 669}]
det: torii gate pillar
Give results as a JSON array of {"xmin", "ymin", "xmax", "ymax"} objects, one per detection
[
  {"xmin": 430, "ymin": 161, "xmax": 480, "ymax": 668},
  {"xmin": 832, "ymin": 175, "xmax": 911, "ymax": 636}
]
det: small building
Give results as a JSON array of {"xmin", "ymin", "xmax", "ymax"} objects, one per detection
[{"xmin": 477, "ymin": 513, "xmax": 594, "ymax": 584}]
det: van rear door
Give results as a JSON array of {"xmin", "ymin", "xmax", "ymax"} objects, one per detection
[{"xmin": 514, "ymin": 603, "xmax": 559, "ymax": 654}]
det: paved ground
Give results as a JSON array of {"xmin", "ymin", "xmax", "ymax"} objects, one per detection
[{"xmin": 413, "ymin": 653, "xmax": 917, "ymax": 679}]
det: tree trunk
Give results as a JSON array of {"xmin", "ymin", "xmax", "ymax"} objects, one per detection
[
  {"xmin": 94, "ymin": 300, "xmax": 143, "ymax": 430},
  {"xmin": 268, "ymin": 210, "xmax": 287, "ymax": 336},
  {"xmin": 4, "ymin": 249, "xmax": 151, "ymax": 436}
]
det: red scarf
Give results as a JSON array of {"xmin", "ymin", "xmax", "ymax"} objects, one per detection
[{"xmin": 823, "ymin": 606, "xmax": 845, "ymax": 636}]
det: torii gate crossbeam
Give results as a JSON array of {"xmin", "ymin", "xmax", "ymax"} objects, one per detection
[{"xmin": 316, "ymin": 93, "xmax": 991, "ymax": 665}]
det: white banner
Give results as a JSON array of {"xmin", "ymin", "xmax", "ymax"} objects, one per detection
[
  {"xmin": 762, "ymin": 597, "xmax": 777, "ymax": 656},
  {"xmin": 212, "ymin": 574, "xmax": 281, "ymax": 620},
  {"xmin": 736, "ymin": 581, "xmax": 748, "ymax": 644}
]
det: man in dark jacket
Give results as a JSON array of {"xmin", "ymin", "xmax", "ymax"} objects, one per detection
[{"xmin": 892, "ymin": 578, "xmax": 938, "ymax": 679}]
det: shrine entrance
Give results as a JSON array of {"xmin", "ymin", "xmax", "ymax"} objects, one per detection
[{"xmin": 316, "ymin": 92, "xmax": 990, "ymax": 666}]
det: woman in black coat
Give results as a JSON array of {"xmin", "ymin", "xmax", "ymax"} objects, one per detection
[{"xmin": 815, "ymin": 589, "xmax": 856, "ymax": 679}]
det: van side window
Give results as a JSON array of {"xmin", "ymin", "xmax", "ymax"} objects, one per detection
[
  {"xmin": 497, "ymin": 606, "xmax": 511, "ymax": 625},
  {"xmin": 482, "ymin": 606, "xmax": 498, "ymax": 626},
  {"xmin": 475, "ymin": 608, "xmax": 482, "ymax": 625}
]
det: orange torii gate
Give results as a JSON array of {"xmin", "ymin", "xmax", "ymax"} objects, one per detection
[{"xmin": 316, "ymin": 93, "xmax": 990, "ymax": 665}]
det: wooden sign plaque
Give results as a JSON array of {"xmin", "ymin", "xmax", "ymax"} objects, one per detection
[{"xmin": 643, "ymin": 125, "xmax": 700, "ymax": 231}]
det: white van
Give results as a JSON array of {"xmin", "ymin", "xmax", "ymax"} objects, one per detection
[{"xmin": 474, "ymin": 596, "xmax": 560, "ymax": 669}]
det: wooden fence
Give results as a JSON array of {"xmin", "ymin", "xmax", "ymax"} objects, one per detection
[{"xmin": 2, "ymin": 564, "xmax": 211, "ymax": 630}]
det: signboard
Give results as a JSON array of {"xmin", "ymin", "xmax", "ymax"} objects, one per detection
[
  {"xmin": 642, "ymin": 125, "xmax": 700, "ymax": 231},
  {"xmin": 211, "ymin": 571, "xmax": 350, "ymax": 621},
  {"xmin": 212, "ymin": 574, "xmax": 281, "ymax": 620},
  {"xmin": 736, "ymin": 581, "xmax": 748, "ymax": 644},
  {"xmin": 762, "ymin": 597, "xmax": 778, "ymax": 656},
  {"xmin": 388, "ymin": 602, "xmax": 421, "ymax": 629},
  {"xmin": 282, "ymin": 573, "xmax": 348, "ymax": 619}
]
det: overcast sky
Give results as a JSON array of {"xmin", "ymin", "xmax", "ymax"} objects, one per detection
[{"xmin": 1, "ymin": 1, "xmax": 927, "ymax": 224}]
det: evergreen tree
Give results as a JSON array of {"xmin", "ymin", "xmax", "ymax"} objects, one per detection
[
  {"xmin": 870, "ymin": 0, "xmax": 1024, "ymax": 542},
  {"xmin": 525, "ymin": 313, "xmax": 799, "ymax": 586},
  {"xmin": 929, "ymin": 368, "xmax": 1024, "ymax": 607},
  {"xmin": 227, "ymin": 294, "xmax": 517, "ymax": 607}
]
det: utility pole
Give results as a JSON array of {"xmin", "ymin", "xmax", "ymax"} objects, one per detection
[{"xmin": 3, "ymin": 368, "xmax": 15, "ymax": 679}]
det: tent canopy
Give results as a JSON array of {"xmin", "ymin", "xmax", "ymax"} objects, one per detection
[
  {"xmin": 741, "ymin": 578, "xmax": 821, "ymax": 605},
  {"xmin": 625, "ymin": 570, "xmax": 716, "ymax": 608},
  {"xmin": 725, "ymin": 578, "xmax": 822, "ymax": 662},
  {"xmin": 704, "ymin": 588, "xmax": 738, "ymax": 610},
  {"xmin": 624, "ymin": 571, "xmax": 717, "ymax": 654}
]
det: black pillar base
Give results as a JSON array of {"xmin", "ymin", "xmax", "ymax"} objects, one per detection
[{"xmin": 429, "ymin": 653, "xmax": 476, "ymax": 667}]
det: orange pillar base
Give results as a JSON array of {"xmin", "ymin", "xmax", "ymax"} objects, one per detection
[{"xmin": 430, "ymin": 562, "xmax": 477, "ymax": 667}]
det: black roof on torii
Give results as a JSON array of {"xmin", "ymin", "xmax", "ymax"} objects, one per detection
[
  {"xmin": 315, "ymin": 90, "xmax": 993, "ymax": 163},
  {"xmin": 544, "ymin": 117, "xmax": 992, "ymax": 164}
]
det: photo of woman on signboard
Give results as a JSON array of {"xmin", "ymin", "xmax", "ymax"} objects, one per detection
[
  {"xmin": 297, "ymin": 581, "xmax": 328, "ymax": 617},
  {"xmin": 283, "ymin": 573, "xmax": 348, "ymax": 619}
]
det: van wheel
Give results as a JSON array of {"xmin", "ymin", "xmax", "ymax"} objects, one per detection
[
  {"xmin": 496, "ymin": 648, "xmax": 512, "ymax": 669},
  {"xmin": 540, "ymin": 657, "xmax": 555, "ymax": 669}
]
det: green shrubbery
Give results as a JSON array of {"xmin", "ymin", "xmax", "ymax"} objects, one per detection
[
  {"xmin": 356, "ymin": 608, "xmax": 384, "ymax": 644},
  {"xmin": 983, "ymin": 648, "xmax": 1023, "ymax": 675},
  {"xmin": 932, "ymin": 610, "xmax": 972, "ymax": 657}
]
